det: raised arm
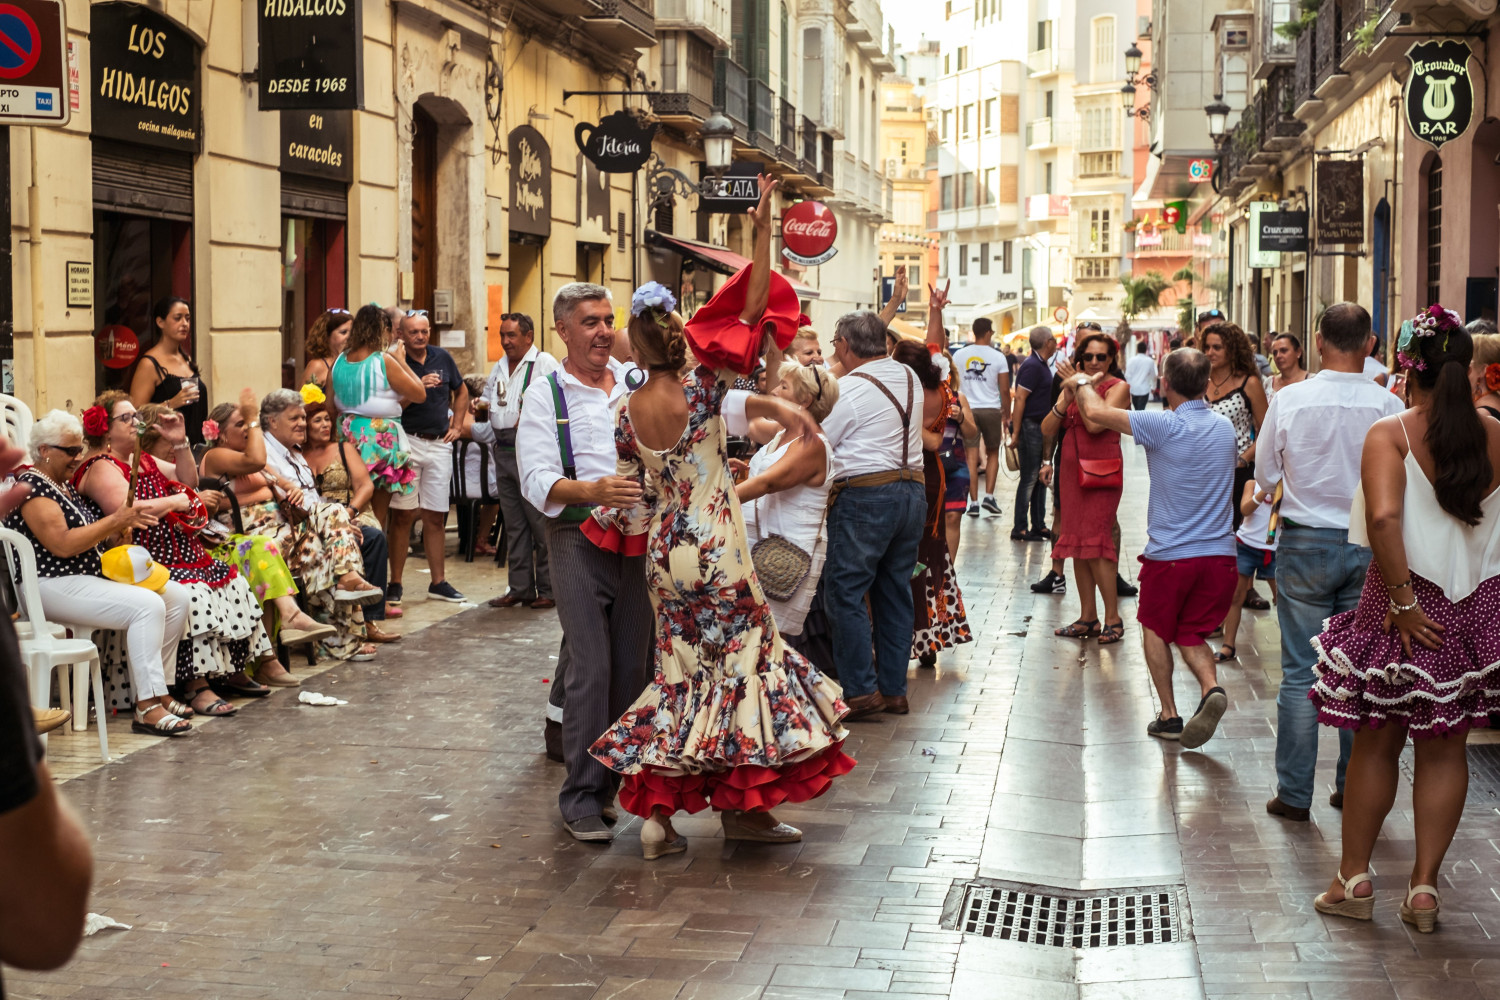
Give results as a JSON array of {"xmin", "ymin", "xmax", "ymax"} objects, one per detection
[
  {"xmin": 878, "ymin": 269, "xmax": 909, "ymax": 326},
  {"xmin": 926, "ymin": 279, "xmax": 950, "ymax": 349},
  {"xmin": 383, "ymin": 343, "xmax": 428, "ymax": 405},
  {"xmin": 739, "ymin": 174, "xmax": 780, "ymax": 326},
  {"xmin": 1070, "ymin": 371, "xmax": 1134, "ymax": 437}
]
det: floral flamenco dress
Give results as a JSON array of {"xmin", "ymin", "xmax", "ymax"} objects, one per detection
[
  {"xmin": 75, "ymin": 454, "xmax": 274, "ymax": 708},
  {"xmin": 586, "ymin": 367, "xmax": 856, "ymax": 816},
  {"xmin": 911, "ymin": 380, "xmax": 973, "ymax": 660},
  {"xmin": 329, "ymin": 351, "xmax": 415, "ymax": 496}
]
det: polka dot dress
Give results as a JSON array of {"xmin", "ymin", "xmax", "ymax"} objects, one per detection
[
  {"xmin": 1207, "ymin": 383, "xmax": 1256, "ymax": 453},
  {"xmin": 4, "ymin": 472, "xmax": 105, "ymax": 578}
]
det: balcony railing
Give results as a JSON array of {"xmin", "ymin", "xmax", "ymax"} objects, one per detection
[
  {"xmin": 584, "ymin": 0, "xmax": 656, "ymax": 44},
  {"xmin": 800, "ymin": 116, "xmax": 821, "ymax": 178},
  {"xmin": 1313, "ymin": 0, "xmax": 1344, "ymax": 92},
  {"xmin": 1028, "ymin": 47, "xmax": 1056, "ymax": 75},
  {"xmin": 713, "ymin": 53, "xmax": 749, "ymax": 136},
  {"xmin": 778, "ymin": 97, "xmax": 797, "ymax": 163},
  {"xmin": 1129, "ymin": 228, "xmax": 1197, "ymax": 253},
  {"xmin": 748, "ymin": 79, "xmax": 776, "ymax": 155},
  {"xmin": 1259, "ymin": 65, "xmax": 1306, "ymax": 149},
  {"xmin": 821, "ymin": 132, "xmax": 835, "ymax": 189}
]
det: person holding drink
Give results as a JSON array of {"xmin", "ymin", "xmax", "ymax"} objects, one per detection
[{"xmin": 131, "ymin": 296, "xmax": 210, "ymax": 446}]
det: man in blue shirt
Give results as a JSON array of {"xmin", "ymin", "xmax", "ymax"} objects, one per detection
[
  {"xmin": 1008, "ymin": 326, "xmax": 1058, "ymax": 540},
  {"xmin": 1071, "ymin": 348, "xmax": 1239, "ymax": 749}
]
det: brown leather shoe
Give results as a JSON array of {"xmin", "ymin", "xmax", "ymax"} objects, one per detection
[
  {"xmin": 1329, "ymin": 790, "xmax": 1344, "ymax": 809},
  {"xmin": 884, "ymin": 696, "xmax": 910, "ymax": 715},
  {"xmin": 1266, "ymin": 796, "xmax": 1311, "ymax": 822},
  {"xmin": 365, "ymin": 622, "xmax": 402, "ymax": 644},
  {"xmin": 843, "ymin": 692, "xmax": 886, "ymax": 721},
  {"xmin": 33, "ymin": 707, "xmax": 70, "ymax": 735},
  {"xmin": 530, "ymin": 598, "xmax": 557, "ymax": 609},
  {"xmin": 487, "ymin": 592, "xmax": 530, "ymax": 608}
]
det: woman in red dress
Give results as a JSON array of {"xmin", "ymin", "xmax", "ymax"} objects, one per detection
[{"xmin": 1043, "ymin": 333, "xmax": 1131, "ymax": 644}]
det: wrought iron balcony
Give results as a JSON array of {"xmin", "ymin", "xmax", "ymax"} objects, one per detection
[
  {"xmin": 800, "ymin": 116, "xmax": 820, "ymax": 178},
  {"xmin": 582, "ymin": 0, "xmax": 657, "ymax": 48},
  {"xmin": 777, "ymin": 97, "xmax": 797, "ymax": 165},
  {"xmin": 653, "ymin": 0, "xmax": 730, "ymax": 48},
  {"xmin": 713, "ymin": 53, "xmax": 749, "ymax": 140},
  {"xmin": 1258, "ymin": 66, "xmax": 1306, "ymax": 152},
  {"xmin": 748, "ymin": 79, "xmax": 776, "ymax": 156},
  {"xmin": 1313, "ymin": 0, "xmax": 1347, "ymax": 97}
]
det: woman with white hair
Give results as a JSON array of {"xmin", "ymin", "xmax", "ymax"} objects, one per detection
[
  {"xmin": 4, "ymin": 410, "xmax": 194, "ymax": 735},
  {"xmin": 738, "ymin": 360, "xmax": 839, "ymax": 637}
]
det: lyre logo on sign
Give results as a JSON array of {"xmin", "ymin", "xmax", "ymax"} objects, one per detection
[{"xmin": 1403, "ymin": 40, "xmax": 1473, "ymax": 150}]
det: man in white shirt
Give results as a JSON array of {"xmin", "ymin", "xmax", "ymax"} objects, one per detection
[
  {"xmin": 1255, "ymin": 303, "xmax": 1404, "ymax": 823},
  {"xmin": 515, "ymin": 283, "xmax": 650, "ymax": 843},
  {"xmin": 480, "ymin": 312, "xmax": 561, "ymax": 610},
  {"xmin": 1124, "ymin": 340, "xmax": 1157, "ymax": 410},
  {"xmin": 821, "ymin": 310, "xmax": 927, "ymax": 721},
  {"xmin": 950, "ymin": 317, "xmax": 1011, "ymax": 515}
]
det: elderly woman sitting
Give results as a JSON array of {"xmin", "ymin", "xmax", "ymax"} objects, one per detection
[
  {"xmin": 4, "ymin": 410, "xmax": 194, "ymax": 735},
  {"xmin": 201, "ymin": 388, "xmax": 385, "ymax": 660},
  {"xmin": 74, "ymin": 391, "xmax": 279, "ymax": 717}
]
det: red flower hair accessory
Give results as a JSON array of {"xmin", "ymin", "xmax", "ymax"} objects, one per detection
[
  {"xmin": 1486, "ymin": 362, "xmax": 1500, "ymax": 393},
  {"xmin": 82, "ymin": 405, "xmax": 110, "ymax": 438}
]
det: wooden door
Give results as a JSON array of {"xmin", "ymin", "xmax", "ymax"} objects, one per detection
[{"xmin": 411, "ymin": 107, "xmax": 438, "ymax": 315}]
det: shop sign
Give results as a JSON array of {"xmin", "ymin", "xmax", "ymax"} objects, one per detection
[
  {"xmin": 1247, "ymin": 202, "xmax": 1281, "ymax": 268},
  {"xmin": 574, "ymin": 110, "xmax": 657, "ymax": 173},
  {"xmin": 699, "ymin": 162, "xmax": 765, "ymax": 214},
  {"xmin": 1315, "ymin": 159, "xmax": 1363, "ymax": 245},
  {"xmin": 1135, "ymin": 230, "xmax": 1163, "ymax": 247},
  {"xmin": 880, "ymin": 275, "xmax": 907, "ymax": 313},
  {"xmin": 66, "ymin": 260, "xmax": 91, "ymax": 307},
  {"xmin": 280, "ymin": 109, "xmax": 352, "ymax": 182},
  {"xmin": 90, "ymin": 3, "xmax": 199, "ymax": 152},
  {"xmin": 95, "ymin": 324, "xmax": 139, "ymax": 369},
  {"xmin": 508, "ymin": 126, "xmax": 551, "ymax": 240},
  {"xmin": 0, "ymin": 0, "xmax": 68, "ymax": 126},
  {"xmin": 1258, "ymin": 209, "xmax": 1309, "ymax": 253},
  {"xmin": 257, "ymin": 0, "xmax": 362, "ymax": 110},
  {"xmin": 780, "ymin": 200, "xmax": 837, "ymax": 267},
  {"xmin": 1188, "ymin": 158, "xmax": 1214, "ymax": 182},
  {"xmin": 1404, "ymin": 40, "xmax": 1474, "ymax": 150}
]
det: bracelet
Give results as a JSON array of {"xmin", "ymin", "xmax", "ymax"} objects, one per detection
[
  {"xmin": 1389, "ymin": 596, "xmax": 1419, "ymax": 614},
  {"xmin": 173, "ymin": 442, "xmax": 191, "ymax": 452},
  {"xmin": 1383, "ymin": 578, "xmax": 1412, "ymax": 591},
  {"xmin": 1051, "ymin": 405, "xmax": 1065, "ymax": 418}
]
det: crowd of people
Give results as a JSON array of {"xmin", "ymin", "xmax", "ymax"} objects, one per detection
[{"xmin": 5, "ymin": 183, "xmax": 1500, "ymax": 964}]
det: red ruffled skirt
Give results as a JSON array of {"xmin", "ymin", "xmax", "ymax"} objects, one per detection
[{"xmin": 619, "ymin": 741, "xmax": 857, "ymax": 816}]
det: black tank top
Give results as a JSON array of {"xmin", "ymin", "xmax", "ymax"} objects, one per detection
[{"xmin": 146, "ymin": 354, "xmax": 208, "ymax": 446}]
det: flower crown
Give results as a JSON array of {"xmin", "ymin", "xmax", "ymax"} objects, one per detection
[
  {"xmin": 630, "ymin": 282, "xmax": 677, "ymax": 329},
  {"xmin": 1395, "ymin": 303, "xmax": 1463, "ymax": 371}
]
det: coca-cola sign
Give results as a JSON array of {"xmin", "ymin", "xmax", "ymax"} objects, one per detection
[{"xmin": 781, "ymin": 200, "xmax": 838, "ymax": 266}]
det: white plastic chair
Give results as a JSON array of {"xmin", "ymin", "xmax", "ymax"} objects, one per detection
[
  {"xmin": 0, "ymin": 392, "xmax": 33, "ymax": 463},
  {"xmin": 0, "ymin": 528, "xmax": 108, "ymax": 761}
]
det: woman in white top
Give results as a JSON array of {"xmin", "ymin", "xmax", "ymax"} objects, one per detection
[
  {"xmin": 737, "ymin": 361, "xmax": 839, "ymax": 637},
  {"xmin": 1310, "ymin": 313, "xmax": 1500, "ymax": 934}
]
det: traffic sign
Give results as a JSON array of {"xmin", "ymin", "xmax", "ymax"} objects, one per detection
[{"xmin": 0, "ymin": 0, "xmax": 65, "ymax": 125}]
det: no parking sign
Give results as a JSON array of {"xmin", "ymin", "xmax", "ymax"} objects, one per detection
[{"xmin": 0, "ymin": 0, "xmax": 66, "ymax": 125}]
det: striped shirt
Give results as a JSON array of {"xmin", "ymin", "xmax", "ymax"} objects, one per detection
[{"xmin": 1128, "ymin": 400, "xmax": 1238, "ymax": 560}]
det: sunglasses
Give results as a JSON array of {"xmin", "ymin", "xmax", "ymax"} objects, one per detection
[
  {"xmin": 811, "ymin": 366, "xmax": 825, "ymax": 402},
  {"xmin": 405, "ymin": 309, "xmax": 429, "ymax": 318},
  {"xmin": 329, "ymin": 308, "xmax": 351, "ymax": 316},
  {"xmin": 44, "ymin": 444, "xmax": 84, "ymax": 457},
  {"xmin": 1076, "ymin": 323, "xmax": 1103, "ymax": 332},
  {"xmin": 1080, "ymin": 352, "xmax": 1111, "ymax": 363}
]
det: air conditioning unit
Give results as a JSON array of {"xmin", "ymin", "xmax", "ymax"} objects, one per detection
[{"xmin": 885, "ymin": 157, "xmax": 900, "ymax": 177}]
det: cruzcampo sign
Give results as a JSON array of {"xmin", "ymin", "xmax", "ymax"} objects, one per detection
[
  {"xmin": 258, "ymin": 0, "xmax": 363, "ymax": 110},
  {"xmin": 1404, "ymin": 39, "xmax": 1473, "ymax": 150},
  {"xmin": 575, "ymin": 109, "xmax": 657, "ymax": 173}
]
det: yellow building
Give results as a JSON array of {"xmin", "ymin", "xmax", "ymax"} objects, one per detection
[{"xmin": 879, "ymin": 74, "xmax": 933, "ymax": 327}]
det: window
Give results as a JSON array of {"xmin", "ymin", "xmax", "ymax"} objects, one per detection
[
  {"xmin": 944, "ymin": 53, "xmax": 951, "ymax": 74},
  {"xmin": 959, "ymin": 243, "xmax": 968, "ymax": 276},
  {"xmin": 1035, "ymin": 19, "xmax": 1052, "ymax": 51},
  {"xmin": 943, "ymin": 245, "xmax": 950, "ymax": 275},
  {"xmin": 803, "ymin": 27, "xmax": 823, "ymax": 119},
  {"xmin": 1222, "ymin": 54, "xmax": 1249, "ymax": 113},
  {"xmin": 1002, "ymin": 240, "xmax": 1013, "ymax": 274},
  {"xmin": 1043, "ymin": 90, "xmax": 1054, "ymax": 118},
  {"xmin": 957, "ymin": 47, "xmax": 969, "ymax": 71},
  {"xmin": 941, "ymin": 109, "xmax": 952, "ymax": 139},
  {"xmin": 1091, "ymin": 16, "xmax": 1116, "ymax": 84},
  {"xmin": 1267, "ymin": 0, "xmax": 1294, "ymax": 57},
  {"xmin": 780, "ymin": 3, "xmax": 789, "ymax": 99},
  {"xmin": 906, "ymin": 262, "xmax": 921, "ymax": 299},
  {"xmin": 898, "ymin": 139, "xmax": 909, "ymax": 164},
  {"xmin": 1425, "ymin": 157, "xmax": 1442, "ymax": 306},
  {"xmin": 940, "ymin": 175, "xmax": 955, "ymax": 210},
  {"xmin": 984, "ymin": 98, "xmax": 996, "ymax": 132},
  {"xmin": 1078, "ymin": 151, "xmax": 1121, "ymax": 176},
  {"xmin": 981, "ymin": 167, "xmax": 995, "ymax": 204},
  {"xmin": 1080, "ymin": 107, "xmax": 1117, "ymax": 150},
  {"xmin": 1085, "ymin": 208, "xmax": 1112, "ymax": 253},
  {"xmin": 1044, "ymin": 161, "xmax": 1054, "ymax": 194},
  {"xmin": 958, "ymin": 171, "xmax": 974, "ymax": 208},
  {"xmin": 1078, "ymin": 258, "xmax": 1117, "ymax": 280},
  {"xmin": 979, "ymin": 242, "xmax": 990, "ymax": 276},
  {"xmin": 961, "ymin": 104, "xmax": 973, "ymax": 136}
]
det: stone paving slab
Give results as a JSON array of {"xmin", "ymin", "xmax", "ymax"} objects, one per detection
[{"xmin": 10, "ymin": 443, "xmax": 1500, "ymax": 999}]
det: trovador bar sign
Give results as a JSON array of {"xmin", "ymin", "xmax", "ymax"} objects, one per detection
[{"xmin": 258, "ymin": 0, "xmax": 363, "ymax": 110}]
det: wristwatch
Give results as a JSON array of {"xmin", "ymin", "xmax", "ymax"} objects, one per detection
[{"xmin": 1072, "ymin": 375, "xmax": 1091, "ymax": 389}]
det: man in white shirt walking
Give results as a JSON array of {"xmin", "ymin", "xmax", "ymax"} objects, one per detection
[
  {"xmin": 951, "ymin": 317, "xmax": 1011, "ymax": 515},
  {"xmin": 516, "ymin": 283, "xmax": 650, "ymax": 842},
  {"xmin": 821, "ymin": 310, "xmax": 928, "ymax": 720},
  {"xmin": 481, "ymin": 312, "xmax": 561, "ymax": 610},
  {"xmin": 1124, "ymin": 340, "xmax": 1157, "ymax": 410},
  {"xmin": 1255, "ymin": 303, "xmax": 1404, "ymax": 822}
]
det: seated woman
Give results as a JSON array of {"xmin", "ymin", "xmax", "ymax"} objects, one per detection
[
  {"xmin": 300, "ymin": 393, "xmax": 400, "ymax": 644},
  {"xmin": 201, "ymin": 391, "xmax": 384, "ymax": 660},
  {"xmin": 6, "ymin": 409, "xmax": 193, "ymax": 735},
  {"xmin": 75, "ymin": 392, "xmax": 279, "ymax": 717},
  {"xmin": 138, "ymin": 402, "xmax": 335, "ymax": 682}
]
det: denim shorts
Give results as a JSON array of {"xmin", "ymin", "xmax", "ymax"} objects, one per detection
[{"xmin": 1235, "ymin": 539, "xmax": 1276, "ymax": 581}]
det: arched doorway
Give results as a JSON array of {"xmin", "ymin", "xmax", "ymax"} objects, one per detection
[{"xmin": 1467, "ymin": 119, "xmax": 1500, "ymax": 322}]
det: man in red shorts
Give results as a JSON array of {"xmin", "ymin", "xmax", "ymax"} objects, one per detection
[{"xmin": 1069, "ymin": 348, "xmax": 1239, "ymax": 748}]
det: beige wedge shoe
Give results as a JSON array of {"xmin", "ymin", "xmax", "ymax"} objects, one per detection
[
  {"xmin": 1400, "ymin": 883, "xmax": 1441, "ymax": 933},
  {"xmin": 641, "ymin": 815, "xmax": 687, "ymax": 861},
  {"xmin": 1314, "ymin": 870, "xmax": 1375, "ymax": 921}
]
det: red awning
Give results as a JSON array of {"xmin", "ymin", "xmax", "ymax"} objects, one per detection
[{"xmin": 645, "ymin": 230, "xmax": 820, "ymax": 299}]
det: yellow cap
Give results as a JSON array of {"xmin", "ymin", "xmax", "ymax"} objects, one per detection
[{"xmin": 100, "ymin": 545, "xmax": 170, "ymax": 592}]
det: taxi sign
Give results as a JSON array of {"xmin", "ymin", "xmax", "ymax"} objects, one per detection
[{"xmin": 0, "ymin": 0, "xmax": 66, "ymax": 125}]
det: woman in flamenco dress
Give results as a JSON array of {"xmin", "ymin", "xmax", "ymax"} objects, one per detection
[{"xmin": 586, "ymin": 176, "xmax": 855, "ymax": 860}]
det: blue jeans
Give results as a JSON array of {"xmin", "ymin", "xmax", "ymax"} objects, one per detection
[
  {"xmin": 1013, "ymin": 417, "xmax": 1047, "ymax": 533},
  {"xmin": 825, "ymin": 479, "xmax": 926, "ymax": 699},
  {"xmin": 1273, "ymin": 526, "xmax": 1367, "ymax": 809}
]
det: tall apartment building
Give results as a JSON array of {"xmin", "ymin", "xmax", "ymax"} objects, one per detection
[{"xmin": 879, "ymin": 74, "xmax": 935, "ymax": 326}]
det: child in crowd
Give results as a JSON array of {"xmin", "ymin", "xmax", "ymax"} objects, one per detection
[{"xmin": 1217, "ymin": 478, "xmax": 1279, "ymax": 662}]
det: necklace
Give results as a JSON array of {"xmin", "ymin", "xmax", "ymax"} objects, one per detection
[{"xmin": 1209, "ymin": 370, "xmax": 1232, "ymax": 392}]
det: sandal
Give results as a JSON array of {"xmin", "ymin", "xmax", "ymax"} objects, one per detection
[
  {"xmin": 163, "ymin": 697, "xmax": 196, "ymax": 719},
  {"xmin": 1098, "ymin": 622, "xmax": 1126, "ymax": 645},
  {"xmin": 1314, "ymin": 870, "xmax": 1375, "ymax": 922},
  {"xmin": 209, "ymin": 673, "xmax": 272, "ymax": 699},
  {"xmin": 350, "ymin": 643, "xmax": 379, "ymax": 662},
  {"xmin": 1054, "ymin": 618, "xmax": 1101, "ymax": 638},
  {"xmin": 1215, "ymin": 645, "xmax": 1237, "ymax": 662},
  {"xmin": 132, "ymin": 703, "xmax": 192, "ymax": 737},
  {"xmin": 188, "ymin": 686, "xmax": 238, "ymax": 717},
  {"xmin": 1400, "ymin": 883, "xmax": 1441, "ymax": 934}
]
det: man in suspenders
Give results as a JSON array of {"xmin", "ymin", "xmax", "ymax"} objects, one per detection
[
  {"xmin": 515, "ymin": 283, "xmax": 651, "ymax": 842},
  {"xmin": 482, "ymin": 313, "xmax": 562, "ymax": 616}
]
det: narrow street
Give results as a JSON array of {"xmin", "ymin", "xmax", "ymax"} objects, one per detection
[{"xmin": 13, "ymin": 446, "xmax": 1500, "ymax": 1000}]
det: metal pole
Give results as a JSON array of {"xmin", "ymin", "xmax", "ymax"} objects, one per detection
[
  {"xmin": 28, "ymin": 126, "xmax": 46, "ymax": 410},
  {"xmin": 0, "ymin": 127, "xmax": 11, "ymax": 397}
]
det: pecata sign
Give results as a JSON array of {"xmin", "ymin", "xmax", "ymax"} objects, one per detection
[
  {"xmin": 1404, "ymin": 40, "xmax": 1473, "ymax": 150},
  {"xmin": 575, "ymin": 110, "xmax": 657, "ymax": 173},
  {"xmin": 781, "ymin": 200, "xmax": 837, "ymax": 267}
]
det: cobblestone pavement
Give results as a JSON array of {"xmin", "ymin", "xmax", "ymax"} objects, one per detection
[{"xmin": 12, "ymin": 444, "xmax": 1500, "ymax": 1000}]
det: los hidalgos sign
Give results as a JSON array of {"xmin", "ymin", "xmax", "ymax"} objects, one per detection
[
  {"xmin": 258, "ymin": 0, "xmax": 363, "ymax": 110},
  {"xmin": 1404, "ymin": 40, "xmax": 1473, "ymax": 151},
  {"xmin": 90, "ymin": 3, "xmax": 200, "ymax": 152},
  {"xmin": 781, "ymin": 200, "xmax": 838, "ymax": 267},
  {"xmin": 575, "ymin": 110, "xmax": 657, "ymax": 173}
]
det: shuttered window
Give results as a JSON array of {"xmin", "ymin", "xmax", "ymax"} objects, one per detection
[{"xmin": 92, "ymin": 139, "xmax": 193, "ymax": 220}]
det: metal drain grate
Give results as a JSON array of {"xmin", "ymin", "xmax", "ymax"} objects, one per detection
[{"xmin": 948, "ymin": 880, "xmax": 1183, "ymax": 948}]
